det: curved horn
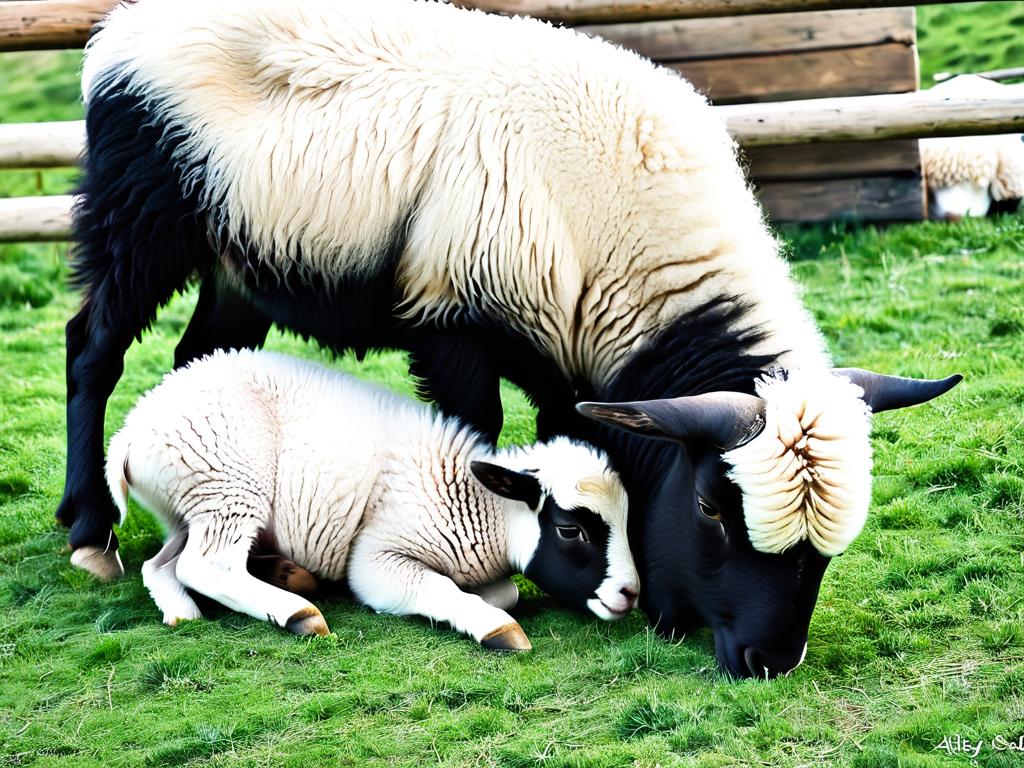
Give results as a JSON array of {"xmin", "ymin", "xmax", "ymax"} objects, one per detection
[
  {"xmin": 576, "ymin": 392, "xmax": 766, "ymax": 451},
  {"xmin": 834, "ymin": 369, "xmax": 963, "ymax": 413}
]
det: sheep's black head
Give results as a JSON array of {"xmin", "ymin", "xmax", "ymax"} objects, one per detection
[
  {"xmin": 470, "ymin": 437, "xmax": 638, "ymax": 620},
  {"xmin": 578, "ymin": 368, "xmax": 961, "ymax": 679}
]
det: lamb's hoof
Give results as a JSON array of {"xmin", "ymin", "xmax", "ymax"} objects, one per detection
[
  {"xmin": 285, "ymin": 606, "xmax": 330, "ymax": 637},
  {"xmin": 481, "ymin": 622, "xmax": 532, "ymax": 651},
  {"xmin": 248, "ymin": 554, "xmax": 319, "ymax": 595},
  {"xmin": 70, "ymin": 546, "xmax": 124, "ymax": 582}
]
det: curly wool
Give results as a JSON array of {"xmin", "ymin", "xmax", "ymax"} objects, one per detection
[
  {"xmin": 922, "ymin": 76, "xmax": 1023, "ymax": 204},
  {"xmin": 722, "ymin": 370, "xmax": 873, "ymax": 557},
  {"xmin": 922, "ymin": 134, "xmax": 1024, "ymax": 200}
]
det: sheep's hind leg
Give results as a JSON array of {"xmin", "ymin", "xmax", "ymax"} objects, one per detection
[
  {"xmin": 175, "ymin": 516, "xmax": 329, "ymax": 636},
  {"xmin": 173, "ymin": 273, "xmax": 272, "ymax": 369},
  {"xmin": 408, "ymin": 328, "xmax": 503, "ymax": 444},
  {"xmin": 142, "ymin": 529, "xmax": 201, "ymax": 626}
]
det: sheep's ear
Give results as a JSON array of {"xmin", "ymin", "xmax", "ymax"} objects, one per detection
[{"xmin": 470, "ymin": 461, "xmax": 542, "ymax": 510}]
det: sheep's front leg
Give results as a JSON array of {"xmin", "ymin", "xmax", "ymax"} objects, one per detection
[
  {"xmin": 350, "ymin": 551, "xmax": 530, "ymax": 650},
  {"xmin": 142, "ymin": 529, "xmax": 202, "ymax": 626},
  {"xmin": 176, "ymin": 516, "xmax": 329, "ymax": 636},
  {"xmin": 408, "ymin": 328, "xmax": 503, "ymax": 444},
  {"xmin": 469, "ymin": 578, "xmax": 520, "ymax": 612}
]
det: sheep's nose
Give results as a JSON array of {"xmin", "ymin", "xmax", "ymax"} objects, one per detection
[
  {"xmin": 742, "ymin": 645, "xmax": 806, "ymax": 680},
  {"xmin": 620, "ymin": 586, "xmax": 639, "ymax": 603}
]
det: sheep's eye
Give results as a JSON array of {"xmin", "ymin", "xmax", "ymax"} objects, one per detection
[
  {"xmin": 698, "ymin": 499, "xmax": 722, "ymax": 521},
  {"xmin": 556, "ymin": 525, "xmax": 587, "ymax": 542}
]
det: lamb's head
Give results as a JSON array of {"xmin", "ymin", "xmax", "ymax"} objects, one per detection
[
  {"xmin": 577, "ymin": 367, "xmax": 961, "ymax": 679},
  {"xmin": 470, "ymin": 437, "xmax": 638, "ymax": 620}
]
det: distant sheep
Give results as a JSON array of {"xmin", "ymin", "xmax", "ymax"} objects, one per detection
[
  {"xmin": 105, "ymin": 350, "xmax": 637, "ymax": 649},
  {"xmin": 922, "ymin": 76, "xmax": 1024, "ymax": 220}
]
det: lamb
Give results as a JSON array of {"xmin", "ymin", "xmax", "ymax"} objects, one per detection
[
  {"xmin": 922, "ymin": 77, "xmax": 1024, "ymax": 220},
  {"xmin": 104, "ymin": 349, "xmax": 638, "ymax": 649}
]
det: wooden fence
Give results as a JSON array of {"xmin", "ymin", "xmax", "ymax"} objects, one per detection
[{"xmin": 2, "ymin": 0, "xmax": 1023, "ymax": 240}]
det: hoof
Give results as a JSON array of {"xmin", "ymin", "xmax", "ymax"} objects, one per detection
[
  {"xmin": 481, "ymin": 622, "xmax": 532, "ymax": 651},
  {"xmin": 250, "ymin": 555, "xmax": 319, "ymax": 595},
  {"xmin": 70, "ymin": 546, "xmax": 124, "ymax": 582},
  {"xmin": 285, "ymin": 606, "xmax": 330, "ymax": 637}
]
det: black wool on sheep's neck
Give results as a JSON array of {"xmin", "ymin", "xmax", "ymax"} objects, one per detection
[{"xmin": 590, "ymin": 297, "xmax": 783, "ymax": 492}]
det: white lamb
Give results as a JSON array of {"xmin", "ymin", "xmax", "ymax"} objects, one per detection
[{"xmin": 105, "ymin": 349, "xmax": 638, "ymax": 650}]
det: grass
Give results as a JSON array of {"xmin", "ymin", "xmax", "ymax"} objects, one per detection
[
  {"xmin": 2, "ymin": 9, "xmax": 1024, "ymax": 768},
  {"xmin": 918, "ymin": 2, "xmax": 1024, "ymax": 84},
  {"xmin": 3, "ymin": 212, "xmax": 1024, "ymax": 768}
]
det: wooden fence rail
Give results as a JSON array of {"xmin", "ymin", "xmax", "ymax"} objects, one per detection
[
  {"xmin": 0, "ymin": 120, "xmax": 84, "ymax": 168},
  {"xmin": 455, "ymin": 0, "xmax": 959, "ymax": 23},
  {"xmin": 0, "ymin": 195, "xmax": 74, "ymax": 242},
  {"xmin": 718, "ymin": 85, "xmax": 1024, "ymax": 145},
  {"xmin": 0, "ymin": 0, "xmax": 965, "ymax": 50},
  {"xmin": 3, "ymin": 82, "xmax": 1024, "ymax": 241},
  {"xmin": 3, "ymin": 86, "xmax": 1022, "ymax": 171}
]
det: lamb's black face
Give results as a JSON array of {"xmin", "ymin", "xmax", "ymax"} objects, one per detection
[
  {"xmin": 641, "ymin": 448, "xmax": 828, "ymax": 678},
  {"xmin": 469, "ymin": 456, "xmax": 639, "ymax": 620},
  {"xmin": 524, "ymin": 498, "xmax": 611, "ymax": 612}
]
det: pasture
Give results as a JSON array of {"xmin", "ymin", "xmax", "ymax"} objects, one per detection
[{"xmin": 2, "ymin": 3, "xmax": 1024, "ymax": 766}]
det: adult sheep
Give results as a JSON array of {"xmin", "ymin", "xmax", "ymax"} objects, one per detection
[{"xmin": 62, "ymin": 0, "xmax": 961, "ymax": 677}]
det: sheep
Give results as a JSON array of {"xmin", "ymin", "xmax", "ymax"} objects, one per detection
[
  {"xmin": 104, "ymin": 349, "xmax": 638, "ymax": 649},
  {"xmin": 62, "ymin": 0, "xmax": 961, "ymax": 677},
  {"xmin": 922, "ymin": 77, "xmax": 1024, "ymax": 220}
]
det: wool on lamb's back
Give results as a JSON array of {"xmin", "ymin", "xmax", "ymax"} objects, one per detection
[{"xmin": 82, "ymin": 0, "xmax": 825, "ymax": 380}]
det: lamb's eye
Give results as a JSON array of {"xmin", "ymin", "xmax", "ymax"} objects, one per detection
[
  {"xmin": 698, "ymin": 499, "xmax": 722, "ymax": 521},
  {"xmin": 556, "ymin": 525, "xmax": 587, "ymax": 542}
]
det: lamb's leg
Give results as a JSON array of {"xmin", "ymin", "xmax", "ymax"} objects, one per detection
[
  {"xmin": 142, "ymin": 529, "xmax": 201, "ymax": 626},
  {"xmin": 247, "ymin": 554, "xmax": 319, "ymax": 595},
  {"xmin": 175, "ymin": 516, "xmax": 329, "ymax": 636},
  {"xmin": 469, "ymin": 578, "xmax": 520, "ymax": 612},
  {"xmin": 349, "ymin": 550, "xmax": 530, "ymax": 650}
]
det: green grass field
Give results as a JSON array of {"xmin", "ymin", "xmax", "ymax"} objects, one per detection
[{"xmin": 2, "ymin": 6, "xmax": 1024, "ymax": 767}]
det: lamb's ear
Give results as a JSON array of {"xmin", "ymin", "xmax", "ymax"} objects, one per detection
[{"xmin": 470, "ymin": 461, "xmax": 542, "ymax": 510}]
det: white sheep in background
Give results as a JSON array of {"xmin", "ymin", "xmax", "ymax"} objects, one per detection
[
  {"xmin": 922, "ymin": 76, "xmax": 1024, "ymax": 220},
  {"xmin": 105, "ymin": 350, "xmax": 638, "ymax": 650}
]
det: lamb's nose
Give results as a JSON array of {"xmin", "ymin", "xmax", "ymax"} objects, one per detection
[{"xmin": 620, "ymin": 586, "xmax": 639, "ymax": 602}]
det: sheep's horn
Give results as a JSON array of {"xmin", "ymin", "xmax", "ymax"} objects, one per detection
[
  {"xmin": 833, "ymin": 369, "xmax": 963, "ymax": 413},
  {"xmin": 576, "ymin": 392, "xmax": 766, "ymax": 451}
]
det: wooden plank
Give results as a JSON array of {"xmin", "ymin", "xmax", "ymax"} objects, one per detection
[
  {"xmin": 455, "ymin": 0, "xmax": 956, "ymax": 24},
  {"xmin": 720, "ymin": 84, "xmax": 1024, "ymax": 145},
  {"xmin": 744, "ymin": 139, "xmax": 921, "ymax": 181},
  {"xmin": 0, "ymin": 1, "xmax": 961, "ymax": 50},
  {"xmin": 579, "ymin": 8, "xmax": 915, "ymax": 62},
  {"xmin": 669, "ymin": 43, "xmax": 918, "ymax": 104},
  {"xmin": 0, "ymin": 0, "xmax": 113, "ymax": 52},
  {"xmin": 0, "ymin": 120, "xmax": 84, "ymax": 168},
  {"xmin": 757, "ymin": 175, "xmax": 925, "ymax": 221},
  {"xmin": 0, "ymin": 195, "xmax": 74, "ymax": 242},
  {"xmin": 935, "ymin": 67, "xmax": 1024, "ymax": 84}
]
